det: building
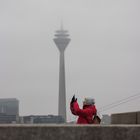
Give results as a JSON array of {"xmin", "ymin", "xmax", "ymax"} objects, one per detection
[
  {"xmin": 0, "ymin": 98, "xmax": 19, "ymax": 123},
  {"xmin": 101, "ymin": 114, "xmax": 111, "ymax": 125},
  {"xmin": 111, "ymin": 111, "xmax": 140, "ymax": 124},
  {"xmin": 21, "ymin": 115, "xmax": 64, "ymax": 124},
  {"xmin": 53, "ymin": 25, "xmax": 71, "ymax": 122}
]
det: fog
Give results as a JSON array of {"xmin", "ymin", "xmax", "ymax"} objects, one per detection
[{"xmin": 0, "ymin": 0, "xmax": 140, "ymax": 121}]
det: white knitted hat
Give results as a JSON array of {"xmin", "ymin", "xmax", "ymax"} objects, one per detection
[{"xmin": 83, "ymin": 98, "xmax": 95, "ymax": 105}]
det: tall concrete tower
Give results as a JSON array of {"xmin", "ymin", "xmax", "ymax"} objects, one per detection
[{"xmin": 53, "ymin": 25, "xmax": 71, "ymax": 122}]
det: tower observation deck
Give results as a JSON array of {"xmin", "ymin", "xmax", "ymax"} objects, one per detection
[{"xmin": 53, "ymin": 26, "xmax": 71, "ymax": 122}]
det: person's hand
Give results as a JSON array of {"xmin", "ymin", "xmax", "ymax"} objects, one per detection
[
  {"xmin": 70, "ymin": 95, "xmax": 77, "ymax": 104},
  {"xmin": 71, "ymin": 95, "xmax": 75, "ymax": 104},
  {"xmin": 70, "ymin": 95, "xmax": 77, "ymax": 115}
]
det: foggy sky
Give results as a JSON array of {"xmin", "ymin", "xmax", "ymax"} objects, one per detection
[{"xmin": 0, "ymin": 0, "xmax": 140, "ymax": 121}]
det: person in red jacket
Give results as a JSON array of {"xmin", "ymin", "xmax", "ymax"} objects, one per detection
[{"xmin": 70, "ymin": 95, "xmax": 97, "ymax": 124}]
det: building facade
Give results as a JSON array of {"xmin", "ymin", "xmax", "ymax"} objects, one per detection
[
  {"xmin": 0, "ymin": 98, "xmax": 19, "ymax": 123},
  {"xmin": 21, "ymin": 115, "xmax": 64, "ymax": 124}
]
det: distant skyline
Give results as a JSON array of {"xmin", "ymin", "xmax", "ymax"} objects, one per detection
[{"xmin": 0, "ymin": 0, "xmax": 140, "ymax": 122}]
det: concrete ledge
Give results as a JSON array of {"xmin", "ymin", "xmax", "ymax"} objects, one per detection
[{"xmin": 0, "ymin": 124, "xmax": 140, "ymax": 140}]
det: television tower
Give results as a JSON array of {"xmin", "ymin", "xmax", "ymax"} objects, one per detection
[{"xmin": 53, "ymin": 25, "xmax": 71, "ymax": 122}]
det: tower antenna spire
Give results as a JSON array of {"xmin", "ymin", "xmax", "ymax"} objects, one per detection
[{"xmin": 60, "ymin": 20, "xmax": 63, "ymax": 30}]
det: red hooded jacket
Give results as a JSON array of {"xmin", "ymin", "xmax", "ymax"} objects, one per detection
[{"xmin": 70, "ymin": 101, "xmax": 97, "ymax": 124}]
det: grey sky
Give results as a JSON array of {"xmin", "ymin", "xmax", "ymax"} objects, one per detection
[{"xmin": 0, "ymin": 0, "xmax": 140, "ymax": 121}]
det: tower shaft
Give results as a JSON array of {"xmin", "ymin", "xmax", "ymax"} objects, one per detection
[{"xmin": 58, "ymin": 51, "xmax": 66, "ymax": 121}]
